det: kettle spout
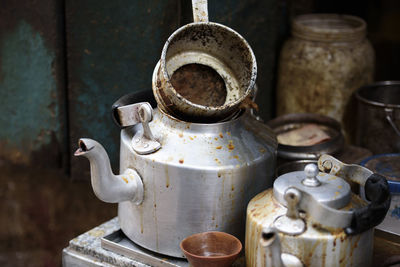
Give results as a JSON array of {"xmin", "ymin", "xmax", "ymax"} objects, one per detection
[
  {"xmin": 260, "ymin": 228, "xmax": 303, "ymax": 267},
  {"xmin": 260, "ymin": 228, "xmax": 285, "ymax": 267},
  {"xmin": 74, "ymin": 138, "xmax": 143, "ymax": 204}
]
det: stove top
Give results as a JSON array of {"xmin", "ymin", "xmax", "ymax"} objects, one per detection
[{"xmin": 101, "ymin": 230, "xmax": 189, "ymax": 267}]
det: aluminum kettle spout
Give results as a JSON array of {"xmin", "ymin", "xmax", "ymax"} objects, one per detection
[
  {"xmin": 74, "ymin": 138, "xmax": 143, "ymax": 204},
  {"xmin": 260, "ymin": 228, "xmax": 303, "ymax": 267}
]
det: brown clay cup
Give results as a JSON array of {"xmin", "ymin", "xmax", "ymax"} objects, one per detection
[{"xmin": 180, "ymin": 231, "xmax": 242, "ymax": 267}]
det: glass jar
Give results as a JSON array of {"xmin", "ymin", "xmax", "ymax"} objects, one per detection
[{"xmin": 276, "ymin": 14, "xmax": 375, "ymax": 140}]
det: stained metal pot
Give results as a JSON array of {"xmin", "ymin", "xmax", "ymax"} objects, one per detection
[
  {"xmin": 76, "ymin": 91, "xmax": 277, "ymax": 257},
  {"xmin": 267, "ymin": 113, "xmax": 345, "ymax": 161},
  {"xmin": 246, "ymin": 155, "xmax": 391, "ymax": 267},
  {"xmin": 153, "ymin": 0, "xmax": 257, "ymax": 122},
  {"xmin": 355, "ymin": 81, "xmax": 400, "ymax": 154}
]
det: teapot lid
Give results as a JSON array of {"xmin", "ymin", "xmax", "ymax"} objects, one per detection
[{"xmin": 273, "ymin": 163, "xmax": 351, "ymax": 209}]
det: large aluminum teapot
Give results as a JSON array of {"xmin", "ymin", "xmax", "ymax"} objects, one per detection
[
  {"xmin": 246, "ymin": 155, "xmax": 391, "ymax": 267},
  {"xmin": 74, "ymin": 0, "xmax": 277, "ymax": 258},
  {"xmin": 75, "ymin": 94, "xmax": 276, "ymax": 257}
]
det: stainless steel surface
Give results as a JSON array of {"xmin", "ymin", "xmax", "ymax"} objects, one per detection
[
  {"xmin": 191, "ymin": 0, "xmax": 208, "ymax": 23},
  {"xmin": 355, "ymin": 81, "xmax": 400, "ymax": 154},
  {"xmin": 153, "ymin": 0, "xmax": 257, "ymax": 121},
  {"xmin": 319, "ymin": 154, "xmax": 372, "ymax": 187},
  {"xmin": 117, "ymin": 108, "xmax": 276, "ymax": 257},
  {"xmin": 75, "ymin": 139, "xmax": 144, "ymax": 205},
  {"xmin": 260, "ymin": 228, "xmax": 303, "ymax": 267},
  {"xmin": 385, "ymin": 108, "xmax": 400, "ymax": 137},
  {"xmin": 77, "ymin": 106, "xmax": 277, "ymax": 258},
  {"xmin": 302, "ymin": 164, "xmax": 321, "ymax": 187},
  {"xmin": 246, "ymin": 155, "xmax": 376, "ymax": 267},
  {"xmin": 130, "ymin": 104, "xmax": 161, "ymax": 155},
  {"xmin": 101, "ymin": 230, "xmax": 189, "ymax": 267},
  {"xmin": 273, "ymin": 188, "xmax": 305, "ymax": 235},
  {"xmin": 260, "ymin": 228, "xmax": 284, "ymax": 267},
  {"xmin": 246, "ymin": 188, "xmax": 373, "ymax": 267},
  {"xmin": 117, "ymin": 102, "xmax": 152, "ymax": 127},
  {"xmin": 273, "ymin": 169, "xmax": 351, "ymax": 210}
]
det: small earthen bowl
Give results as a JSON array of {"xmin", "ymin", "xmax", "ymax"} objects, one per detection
[{"xmin": 180, "ymin": 231, "xmax": 242, "ymax": 267}]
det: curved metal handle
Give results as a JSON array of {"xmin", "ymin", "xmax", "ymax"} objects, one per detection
[
  {"xmin": 111, "ymin": 93, "xmax": 161, "ymax": 154},
  {"xmin": 131, "ymin": 104, "xmax": 161, "ymax": 155},
  {"xmin": 111, "ymin": 90, "xmax": 156, "ymax": 128},
  {"xmin": 385, "ymin": 108, "xmax": 400, "ymax": 137},
  {"xmin": 192, "ymin": 0, "xmax": 208, "ymax": 22},
  {"xmin": 318, "ymin": 155, "xmax": 391, "ymax": 235}
]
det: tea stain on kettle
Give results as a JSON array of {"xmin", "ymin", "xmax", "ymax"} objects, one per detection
[{"xmin": 165, "ymin": 165, "xmax": 170, "ymax": 188}]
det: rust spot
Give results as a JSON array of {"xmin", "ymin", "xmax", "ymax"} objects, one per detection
[
  {"xmin": 179, "ymin": 159, "xmax": 184, "ymax": 164},
  {"xmin": 122, "ymin": 177, "xmax": 129, "ymax": 183},
  {"xmin": 216, "ymin": 146, "xmax": 222, "ymax": 149},
  {"xmin": 219, "ymin": 133, "xmax": 223, "ymax": 138},
  {"xmin": 154, "ymin": 204, "xmax": 157, "ymax": 208},
  {"xmin": 214, "ymin": 137, "xmax": 218, "ymax": 141},
  {"xmin": 233, "ymin": 155, "xmax": 239, "ymax": 159},
  {"xmin": 189, "ymin": 136, "xmax": 194, "ymax": 140},
  {"xmin": 179, "ymin": 133, "xmax": 183, "ymax": 138},
  {"xmin": 218, "ymin": 173, "xmax": 222, "ymax": 178},
  {"xmin": 227, "ymin": 140, "xmax": 235, "ymax": 151}
]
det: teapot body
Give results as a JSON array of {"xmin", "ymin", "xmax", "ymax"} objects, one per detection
[
  {"xmin": 118, "ymin": 108, "xmax": 277, "ymax": 258},
  {"xmin": 246, "ymin": 189, "xmax": 373, "ymax": 267}
]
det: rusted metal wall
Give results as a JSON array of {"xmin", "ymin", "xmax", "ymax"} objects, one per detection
[{"xmin": 0, "ymin": 0, "xmax": 67, "ymax": 169}]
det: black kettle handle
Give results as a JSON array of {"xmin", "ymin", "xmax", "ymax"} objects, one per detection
[
  {"xmin": 111, "ymin": 90, "xmax": 157, "ymax": 128},
  {"xmin": 345, "ymin": 173, "xmax": 391, "ymax": 235}
]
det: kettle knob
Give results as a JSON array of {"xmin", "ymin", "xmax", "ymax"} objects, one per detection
[{"xmin": 302, "ymin": 164, "xmax": 321, "ymax": 187}]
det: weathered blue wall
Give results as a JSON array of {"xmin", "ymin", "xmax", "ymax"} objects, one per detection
[
  {"xmin": 0, "ymin": 0, "xmax": 67, "ymax": 169},
  {"xmin": 0, "ymin": 0, "xmax": 282, "ymax": 178}
]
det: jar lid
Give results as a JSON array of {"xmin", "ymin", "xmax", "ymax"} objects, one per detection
[
  {"xmin": 361, "ymin": 153, "xmax": 400, "ymax": 193},
  {"xmin": 273, "ymin": 164, "xmax": 351, "ymax": 209},
  {"xmin": 292, "ymin": 14, "xmax": 366, "ymax": 42}
]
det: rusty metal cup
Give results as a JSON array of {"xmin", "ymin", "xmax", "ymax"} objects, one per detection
[{"xmin": 152, "ymin": 0, "xmax": 257, "ymax": 122}]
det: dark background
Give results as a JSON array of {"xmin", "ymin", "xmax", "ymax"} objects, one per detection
[{"xmin": 0, "ymin": 0, "xmax": 399, "ymax": 266}]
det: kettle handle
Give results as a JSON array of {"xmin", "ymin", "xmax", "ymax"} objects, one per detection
[
  {"xmin": 111, "ymin": 91, "xmax": 161, "ymax": 155},
  {"xmin": 111, "ymin": 90, "xmax": 157, "ymax": 128},
  {"xmin": 318, "ymin": 155, "xmax": 391, "ymax": 235},
  {"xmin": 345, "ymin": 173, "xmax": 391, "ymax": 235},
  {"xmin": 192, "ymin": 0, "xmax": 208, "ymax": 23}
]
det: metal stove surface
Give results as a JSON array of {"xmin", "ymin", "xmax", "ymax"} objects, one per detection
[
  {"xmin": 63, "ymin": 217, "xmax": 245, "ymax": 267},
  {"xmin": 101, "ymin": 230, "xmax": 189, "ymax": 267}
]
